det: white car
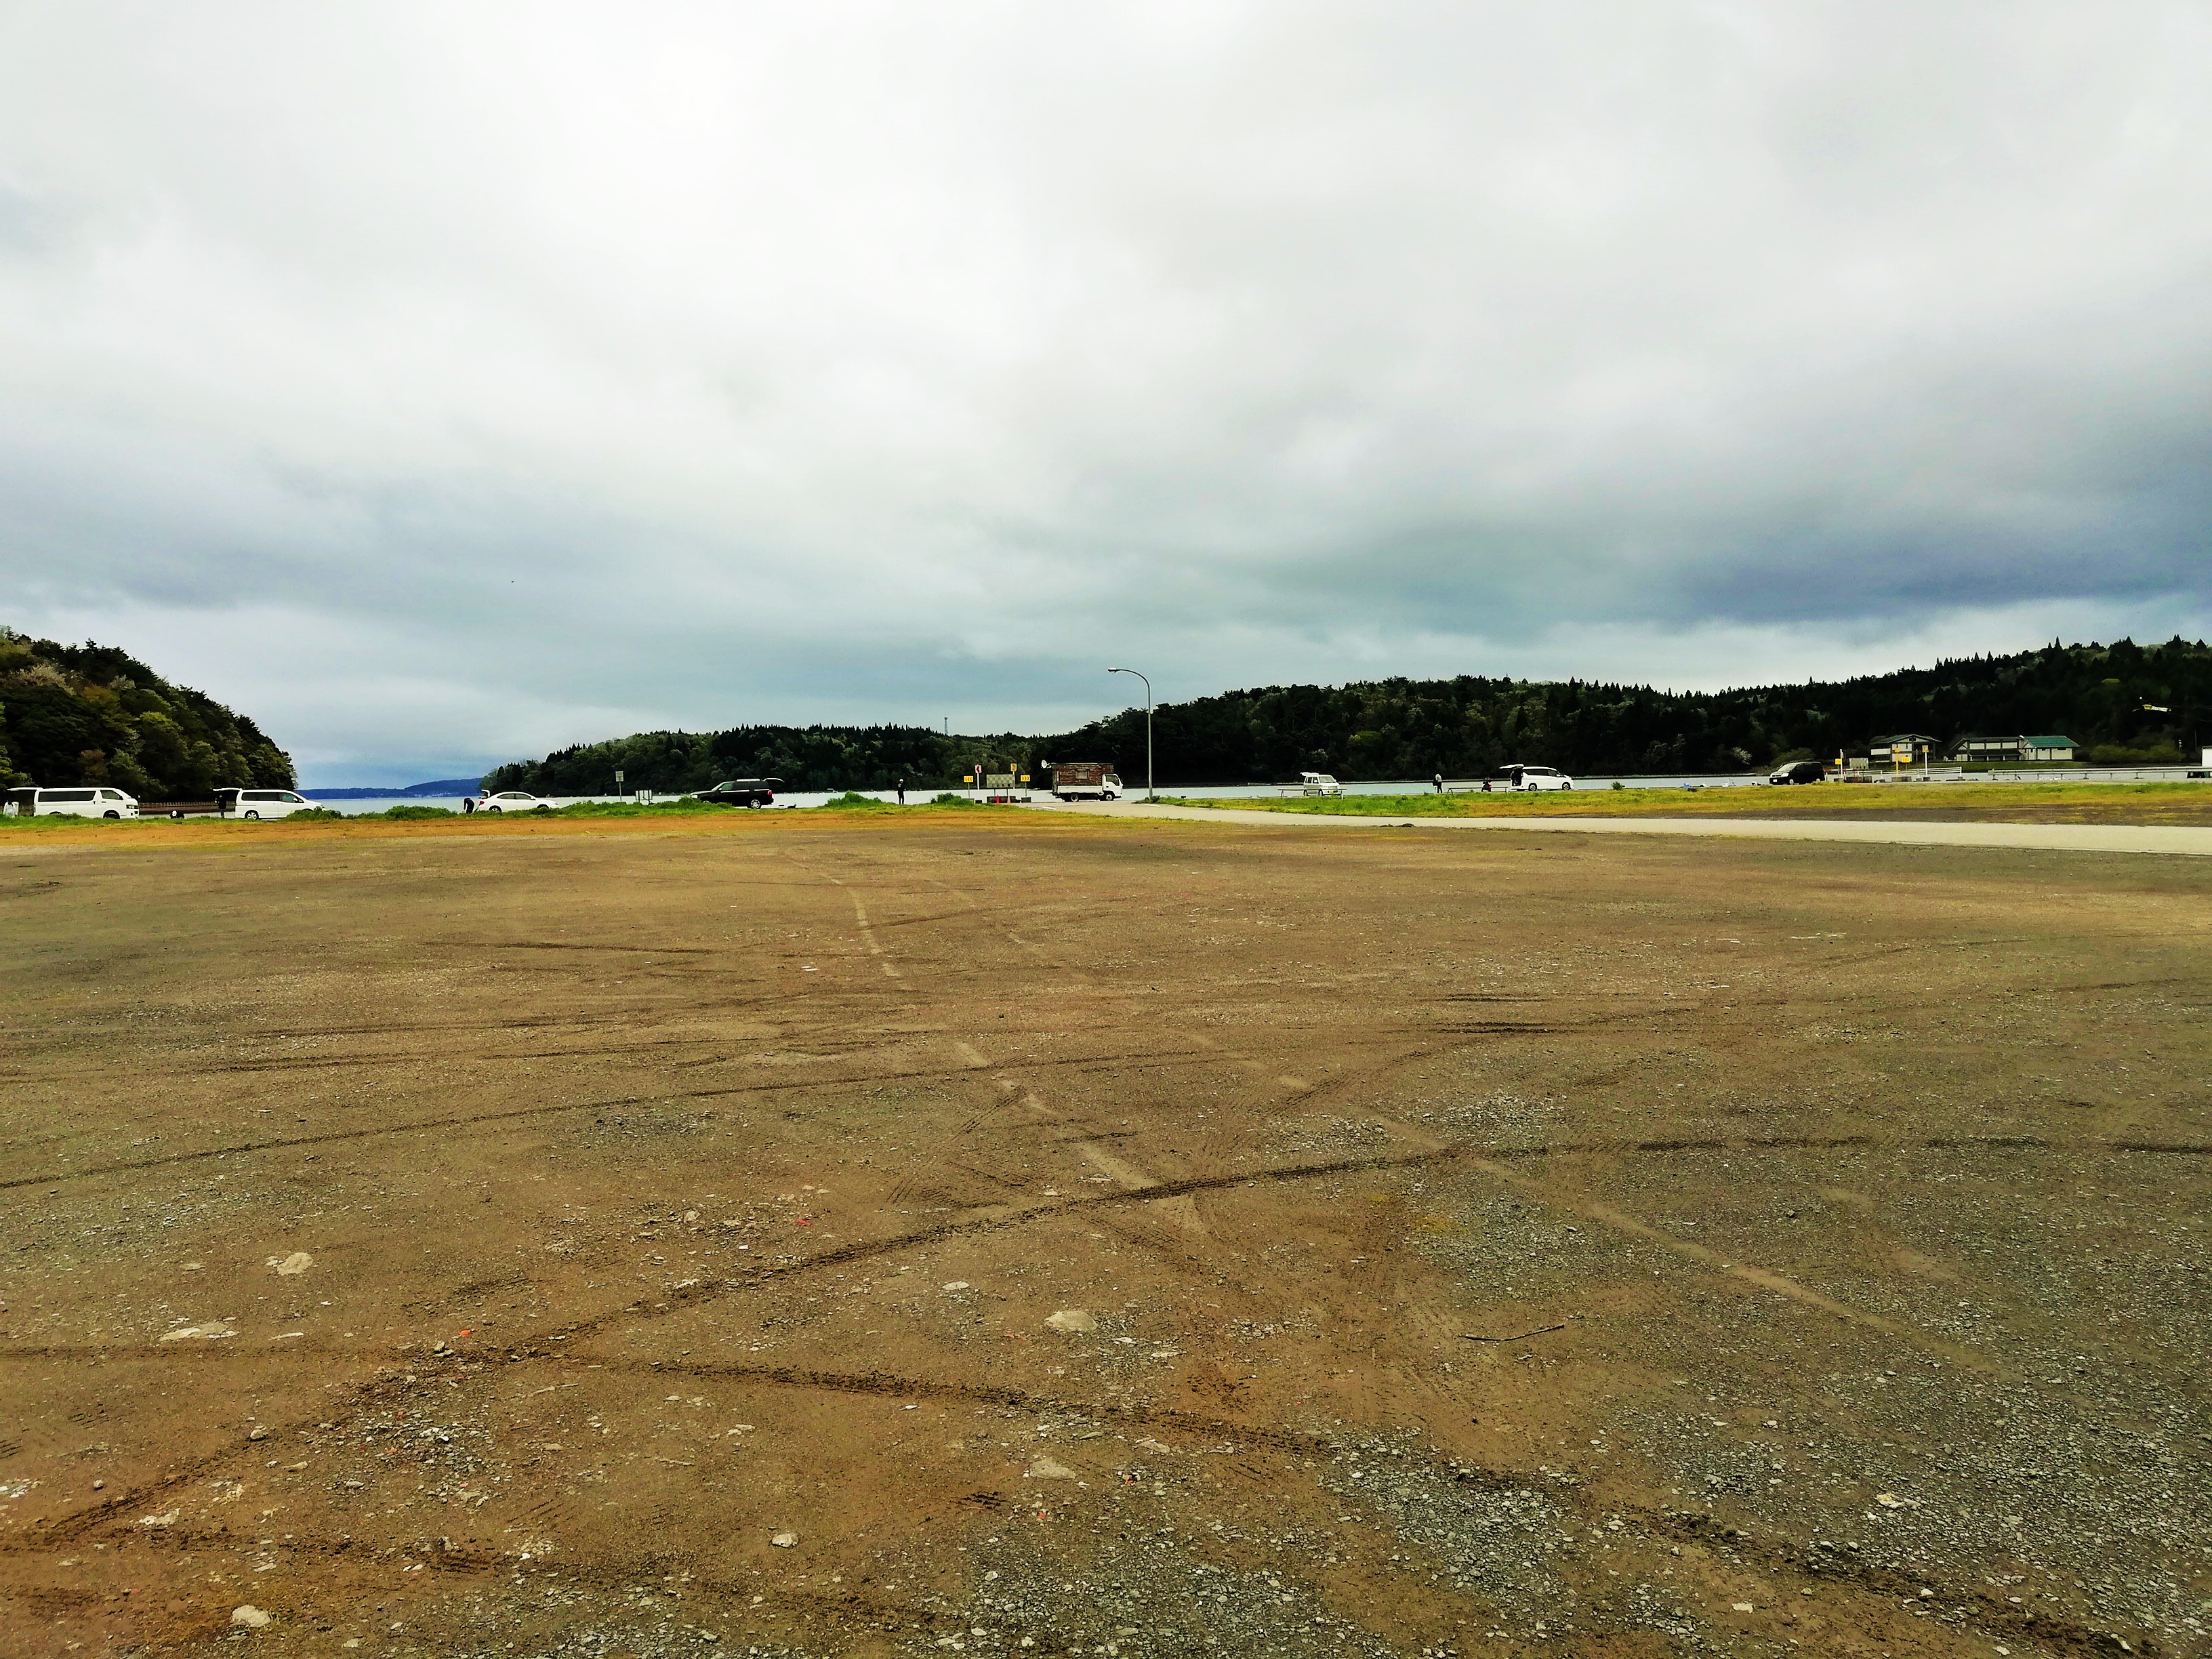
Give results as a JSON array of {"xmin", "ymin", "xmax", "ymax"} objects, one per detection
[
  {"xmin": 219, "ymin": 788, "xmax": 325, "ymax": 819},
  {"xmin": 476, "ymin": 791, "xmax": 556, "ymax": 813},
  {"xmin": 4, "ymin": 786, "xmax": 140, "ymax": 819},
  {"xmin": 1504, "ymin": 764, "xmax": 1574, "ymax": 791}
]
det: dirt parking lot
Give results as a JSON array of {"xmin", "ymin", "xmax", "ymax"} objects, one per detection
[{"xmin": 2, "ymin": 813, "xmax": 2207, "ymax": 1658}]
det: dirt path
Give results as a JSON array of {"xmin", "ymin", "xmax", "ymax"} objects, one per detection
[{"xmin": 1, "ymin": 816, "xmax": 2205, "ymax": 1657}]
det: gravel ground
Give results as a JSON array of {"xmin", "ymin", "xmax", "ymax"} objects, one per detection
[{"xmin": 1, "ymin": 813, "xmax": 2205, "ymax": 1656}]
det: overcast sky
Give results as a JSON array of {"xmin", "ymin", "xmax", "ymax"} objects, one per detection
[{"xmin": 4, "ymin": 3, "xmax": 2209, "ymax": 783}]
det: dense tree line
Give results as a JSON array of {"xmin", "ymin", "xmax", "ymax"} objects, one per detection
[
  {"xmin": 485, "ymin": 636, "xmax": 2212, "ymax": 794},
  {"xmin": 0, "ymin": 629, "xmax": 294, "ymax": 797},
  {"xmin": 484, "ymin": 724, "xmax": 1038, "ymax": 796},
  {"xmin": 1047, "ymin": 637, "xmax": 2212, "ymax": 783}
]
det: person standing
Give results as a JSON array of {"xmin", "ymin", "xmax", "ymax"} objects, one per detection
[
  {"xmin": 1433, "ymin": 771, "xmax": 1443, "ymax": 794},
  {"xmin": 896, "ymin": 776, "xmax": 907, "ymax": 804},
  {"xmin": 462, "ymin": 795, "xmax": 476, "ymax": 814}
]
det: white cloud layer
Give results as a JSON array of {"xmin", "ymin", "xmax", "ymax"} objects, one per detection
[{"xmin": 3, "ymin": 2, "xmax": 2209, "ymax": 781}]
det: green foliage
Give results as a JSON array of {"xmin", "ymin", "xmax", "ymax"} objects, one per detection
[
  {"xmin": 1044, "ymin": 637, "xmax": 2212, "ymax": 783},
  {"xmin": 930, "ymin": 792, "xmax": 986, "ymax": 807},
  {"xmin": 376, "ymin": 804, "xmax": 455, "ymax": 819},
  {"xmin": 2087, "ymin": 741, "xmax": 2186, "ymax": 764},
  {"xmin": 483, "ymin": 724, "xmax": 1037, "ymax": 796},
  {"xmin": 817, "ymin": 791, "xmax": 895, "ymax": 810},
  {"xmin": 287, "ymin": 808, "xmax": 347, "ymax": 821},
  {"xmin": 0, "ymin": 626, "xmax": 293, "ymax": 796},
  {"xmin": 480, "ymin": 636, "xmax": 2212, "ymax": 794}
]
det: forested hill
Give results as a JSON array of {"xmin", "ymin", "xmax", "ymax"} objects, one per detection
[
  {"xmin": 1050, "ymin": 637, "xmax": 2212, "ymax": 784},
  {"xmin": 485, "ymin": 637, "xmax": 2211, "ymax": 794},
  {"xmin": 485, "ymin": 724, "xmax": 1031, "ymax": 798},
  {"xmin": 0, "ymin": 629, "xmax": 294, "ymax": 796}
]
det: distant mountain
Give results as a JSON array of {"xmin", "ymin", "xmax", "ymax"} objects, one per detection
[
  {"xmin": 0, "ymin": 628, "xmax": 293, "ymax": 796},
  {"xmin": 483, "ymin": 638, "xmax": 2211, "ymax": 792},
  {"xmin": 309, "ymin": 777, "xmax": 483, "ymax": 799}
]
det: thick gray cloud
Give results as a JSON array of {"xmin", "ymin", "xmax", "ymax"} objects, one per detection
[{"xmin": 3, "ymin": 2, "xmax": 2209, "ymax": 781}]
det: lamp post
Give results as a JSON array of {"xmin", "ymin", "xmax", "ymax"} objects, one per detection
[{"xmin": 1107, "ymin": 666, "xmax": 1154, "ymax": 802}]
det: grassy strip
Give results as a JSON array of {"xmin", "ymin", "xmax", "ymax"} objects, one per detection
[
  {"xmin": 1158, "ymin": 780, "xmax": 2212, "ymax": 824},
  {"xmin": 0, "ymin": 793, "xmax": 1012, "ymax": 839}
]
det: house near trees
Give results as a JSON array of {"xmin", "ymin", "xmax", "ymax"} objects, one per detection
[{"xmin": 1953, "ymin": 734, "xmax": 2080, "ymax": 762}]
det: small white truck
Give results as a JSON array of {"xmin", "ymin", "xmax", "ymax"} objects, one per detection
[{"xmin": 1047, "ymin": 760, "xmax": 1122, "ymax": 800}]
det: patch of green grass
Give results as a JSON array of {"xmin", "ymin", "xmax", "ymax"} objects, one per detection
[
  {"xmin": 546, "ymin": 798, "xmax": 725, "ymax": 817},
  {"xmin": 817, "ymin": 792, "xmax": 895, "ymax": 811}
]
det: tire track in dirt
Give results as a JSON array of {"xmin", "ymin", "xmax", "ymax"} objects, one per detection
[
  {"xmin": 1459, "ymin": 1151, "xmax": 2002, "ymax": 1371},
  {"xmin": 8, "ymin": 1417, "xmax": 2135, "ymax": 1658},
  {"xmin": 8, "ymin": 1086, "xmax": 2196, "ymax": 1197},
  {"xmin": 0, "ymin": 1146, "xmax": 1463, "ymax": 1382},
  {"xmin": 18, "ymin": 1125, "xmax": 2190, "ymax": 1382},
  {"xmin": 571, "ymin": 1355, "xmax": 1326, "ymax": 1451},
  {"xmin": 837, "ymin": 886, "xmax": 903, "ymax": 981},
  {"xmin": 3, "ymin": 1401, "xmax": 2142, "ymax": 1658},
  {"xmin": 823, "ymin": 859, "xmax": 1216, "ymax": 1230},
  {"xmin": 0, "ymin": 1046, "xmax": 1218, "ymax": 1192}
]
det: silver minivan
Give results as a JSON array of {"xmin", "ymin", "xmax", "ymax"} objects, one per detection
[{"xmin": 3, "ymin": 786, "xmax": 141, "ymax": 819}]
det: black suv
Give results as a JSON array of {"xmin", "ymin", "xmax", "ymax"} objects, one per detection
[
  {"xmin": 1765, "ymin": 760, "xmax": 1828, "ymax": 785},
  {"xmin": 695, "ymin": 777, "xmax": 782, "ymax": 807}
]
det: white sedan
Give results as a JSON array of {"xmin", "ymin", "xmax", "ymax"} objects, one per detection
[{"xmin": 475, "ymin": 791, "xmax": 556, "ymax": 813}]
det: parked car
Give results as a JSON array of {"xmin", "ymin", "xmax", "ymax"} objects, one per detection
[
  {"xmin": 1504, "ymin": 764, "xmax": 1574, "ymax": 791},
  {"xmin": 477, "ymin": 790, "xmax": 556, "ymax": 813},
  {"xmin": 695, "ymin": 778, "xmax": 781, "ymax": 808},
  {"xmin": 1767, "ymin": 760, "xmax": 1828, "ymax": 784},
  {"xmin": 3, "ymin": 785, "xmax": 140, "ymax": 819},
  {"xmin": 1298, "ymin": 771, "xmax": 1345, "ymax": 796},
  {"xmin": 214, "ymin": 787, "xmax": 325, "ymax": 819}
]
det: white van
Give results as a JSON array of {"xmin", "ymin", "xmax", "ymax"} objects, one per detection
[
  {"xmin": 1504, "ymin": 764, "xmax": 1575, "ymax": 791},
  {"xmin": 216, "ymin": 788, "xmax": 326, "ymax": 820},
  {"xmin": 3, "ymin": 786, "xmax": 140, "ymax": 819}
]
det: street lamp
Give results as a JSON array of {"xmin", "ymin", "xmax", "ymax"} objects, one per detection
[{"xmin": 1107, "ymin": 666, "xmax": 1155, "ymax": 802}]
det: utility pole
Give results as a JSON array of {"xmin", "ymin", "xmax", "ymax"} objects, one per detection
[{"xmin": 1107, "ymin": 667, "xmax": 1155, "ymax": 802}]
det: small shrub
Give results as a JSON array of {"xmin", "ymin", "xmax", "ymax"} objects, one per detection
[
  {"xmin": 930, "ymin": 792, "xmax": 985, "ymax": 807},
  {"xmin": 289, "ymin": 808, "xmax": 347, "ymax": 821},
  {"xmin": 817, "ymin": 792, "xmax": 893, "ymax": 811},
  {"xmin": 379, "ymin": 804, "xmax": 455, "ymax": 819}
]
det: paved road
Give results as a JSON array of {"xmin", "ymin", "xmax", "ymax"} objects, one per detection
[{"xmin": 1027, "ymin": 798, "xmax": 2212, "ymax": 857}]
